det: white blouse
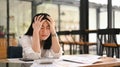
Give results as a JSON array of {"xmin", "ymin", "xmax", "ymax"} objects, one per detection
[{"xmin": 19, "ymin": 35, "xmax": 63, "ymax": 60}]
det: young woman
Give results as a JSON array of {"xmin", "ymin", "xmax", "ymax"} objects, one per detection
[{"xmin": 19, "ymin": 13, "xmax": 62, "ymax": 59}]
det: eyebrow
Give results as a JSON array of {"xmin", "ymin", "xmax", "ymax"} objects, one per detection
[{"xmin": 41, "ymin": 24, "xmax": 50, "ymax": 27}]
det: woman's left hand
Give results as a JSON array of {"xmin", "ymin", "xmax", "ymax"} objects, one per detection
[{"xmin": 47, "ymin": 16, "xmax": 56, "ymax": 34}]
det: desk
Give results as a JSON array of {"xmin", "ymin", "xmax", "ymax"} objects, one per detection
[{"xmin": 0, "ymin": 54, "xmax": 120, "ymax": 67}]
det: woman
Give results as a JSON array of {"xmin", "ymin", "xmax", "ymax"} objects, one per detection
[{"xmin": 19, "ymin": 13, "xmax": 62, "ymax": 59}]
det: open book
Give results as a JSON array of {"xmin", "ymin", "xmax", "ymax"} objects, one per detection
[{"xmin": 61, "ymin": 54, "xmax": 116, "ymax": 64}]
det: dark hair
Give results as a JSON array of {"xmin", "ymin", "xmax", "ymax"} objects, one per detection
[{"xmin": 25, "ymin": 13, "xmax": 52, "ymax": 49}]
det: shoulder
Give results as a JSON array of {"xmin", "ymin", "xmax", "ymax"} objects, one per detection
[
  {"xmin": 19, "ymin": 35, "xmax": 31, "ymax": 39},
  {"xmin": 19, "ymin": 35, "xmax": 32, "ymax": 42},
  {"xmin": 19, "ymin": 35, "xmax": 32, "ymax": 46}
]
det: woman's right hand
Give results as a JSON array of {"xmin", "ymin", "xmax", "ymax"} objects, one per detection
[{"xmin": 32, "ymin": 15, "xmax": 45, "ymax": 33}]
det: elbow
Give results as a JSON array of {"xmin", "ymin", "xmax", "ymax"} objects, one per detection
[{"xmin": 23, "ymin": 52, "xmax": 41, "ymax": 60}]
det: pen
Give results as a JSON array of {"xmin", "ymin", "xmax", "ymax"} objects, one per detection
[{"xmin": 63, "ymin": 59, "xmax": 85, "ymax": 64}]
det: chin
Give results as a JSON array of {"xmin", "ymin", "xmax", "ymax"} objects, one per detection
[{"xmin": 41, "ymin": 37, "xmax": 48, "ymax": 40}]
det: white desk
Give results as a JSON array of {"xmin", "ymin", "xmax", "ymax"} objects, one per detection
[{"xmin": 0, "ymin": 54, "xmax": 120, "ymax": 67}]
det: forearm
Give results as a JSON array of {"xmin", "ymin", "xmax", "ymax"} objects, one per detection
[
  {"xmin": 23, "ymin": 48, "xmax": 41, "ymax": 59},
  {"xmin": 32, "ymin": 30, "xmax": 41, "ymax": 53},
  {"xmin": 51, "ymin": 30, "xmax": 61, "ymax": 53},
  {"xmin": 46, "ymin": 16, "xmax": 61, "ymax": 53}
]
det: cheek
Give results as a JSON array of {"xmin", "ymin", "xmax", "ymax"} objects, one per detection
[
  {"xmin": 39, "ymin": 31, "xmax": 43, "ymax": 36},
  {"xmin": 46, "ymin": 30, "xmax": 51, "ymax": 36},
  {"xmin": 47, "ymin": 30, "xmax": 51, "ymax": 34},
  {"xmin": 48, "ymin": 32, "xmax": 51, "ymax": 36},
  {"xmin": 39, "ymin": 30, "xmax": 51, "ymax": 37}
]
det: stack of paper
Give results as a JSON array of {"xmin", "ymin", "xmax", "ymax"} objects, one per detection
[{"xmin": 61, "ymin": 54, "xmax": 101, "ymax": 64}]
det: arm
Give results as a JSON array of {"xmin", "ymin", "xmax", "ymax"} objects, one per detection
[
  {"xmin": 32, "ymin": 16, "xmax": 45, "ymax": 53},
  {"xmin": 19, "ymin": 35, "xmax": 41, "ymax": 59},
  {"xmin": 32, "ymin": 30, "xmax": 41, "ymax": 53},
  {"xmin": 47, "ymin": 16, "xmax": 61, "ymax": 53},
  {"xmin": 19, "ymin": 16, "xmax": 45, "ymax": 59},
  {"xmin": 51, "ymin": 30, "xmax": 63, "ymax": 58},
  {"xmin": 51, "ymin": 29, "xmax": 61, "ymax": 53}
]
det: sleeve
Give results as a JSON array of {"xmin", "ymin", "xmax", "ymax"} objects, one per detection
[
  {"xmin": 50, "ymin": 47, "xmax": 63, "ymax": 58},
  {"xmin": 19, "ymin": 35, "xmax": 41, "ymax": 59}
]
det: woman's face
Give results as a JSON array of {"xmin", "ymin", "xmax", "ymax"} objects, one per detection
[{"xmin": 39, "ymin": 20, "xmax": 51, "ymax": 40}]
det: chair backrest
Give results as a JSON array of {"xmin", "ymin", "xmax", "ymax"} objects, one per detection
[
  {"xmin": 0, "ymin": 38, "xmax": 7, "ymax": 59},
  {"xmin": 98, "ymin": 33, "xmax": 118, "ymax": 47},
  {"xmin": 7, "ymin": 46, "xmax": 23, "ymax": 58}
]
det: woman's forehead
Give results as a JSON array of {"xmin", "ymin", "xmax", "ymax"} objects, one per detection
[{"xmin": 42, "ymin": 21, "xmax": 50, "ymax": 26}]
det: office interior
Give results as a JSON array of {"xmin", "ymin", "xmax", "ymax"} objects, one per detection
[{"xmin": 0, "ymin": 0, "xmax": 120, "ymax": 59}]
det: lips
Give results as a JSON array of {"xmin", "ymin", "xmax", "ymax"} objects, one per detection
[{"xmin": 41, "ymin": 35, "xmax": 48, "ymax": 37}]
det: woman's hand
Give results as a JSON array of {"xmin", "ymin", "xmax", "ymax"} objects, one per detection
[
  {"xmin": 32, "ymin": 15, "xmax": 45, "ymax": 33},
  {"xmin": 47, "ymin": 16, "xmax": 56, "ymax": 34}
]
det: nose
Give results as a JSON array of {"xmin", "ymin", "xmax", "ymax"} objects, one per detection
[{"xmin": 42, "ymin": 28, "xmax": 47, "ymax": 34}]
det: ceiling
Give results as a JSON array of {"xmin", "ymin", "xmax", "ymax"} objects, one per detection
[{"xmin": 20, "ymin": 0, "xmax": 120, "ymax": 11}]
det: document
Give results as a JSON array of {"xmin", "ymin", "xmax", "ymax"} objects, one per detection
[
  {"xmin": 61, "ymin": 54, "xmax": 102, "ymax": 64},
  {"xmin": 34, "ymin": 58, "xmax": 54, "ymax": 64}
]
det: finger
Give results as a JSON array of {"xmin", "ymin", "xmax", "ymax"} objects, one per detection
[
  {"xmin": 47, "ymin": 20, "xmax": 55, "ymax": 28},
  {"xmin": 39, "ymin": 15, "xmax": 44, "ymax": 21},
  {"xmin": 40, "ymin": 20, "xmax": 46, "ymax": 24},
  {"xmin": 34, "ymin": 16, "xmax": 37, "ymax": 22},
  {"xmin": 47, "ymin": 16, "xmax": 52, "ymax": 21},
  {"xmin": 38, "ymin": 20, "xmax": 45, "ymax": 27},
  {"xmin": 37, "ymin": 16, "xmax": 41, "ymax": 21},
  {"xmin": 47, "ymin": 18, "xmax": 55, "ymax": 25},
  {"xmin": 47, "ymin": 20, "xmax": 51, "ymax": 25},
  {"xmin": 34, "ymin": 16, "xmax": 39, "ymax": 23},
  {"xmin": 35, "ymin": 15, "xmax": 44, "ymax": 24}
]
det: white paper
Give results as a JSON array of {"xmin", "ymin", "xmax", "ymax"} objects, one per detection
[{"xmin": 61, "ymin": 54, "xmax": 101, "ymax": 64}]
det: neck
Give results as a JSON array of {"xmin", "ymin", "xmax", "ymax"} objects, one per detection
[{"xmin": 40, "ymin": 40, "xmax": 45, "ymax": 47}]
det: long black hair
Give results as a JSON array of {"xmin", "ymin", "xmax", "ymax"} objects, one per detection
[{"xmin": 25, "ymin": 13, "xmax": 52, "ymax": 49}]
